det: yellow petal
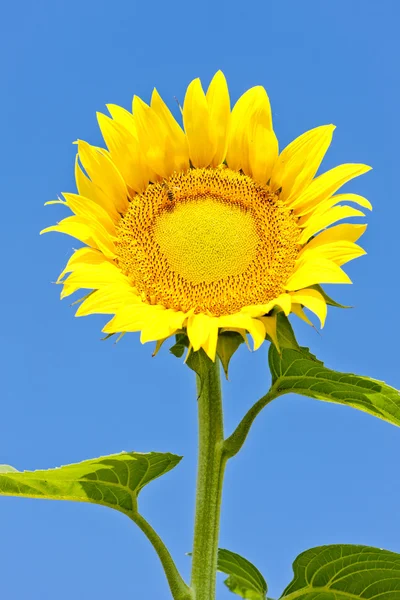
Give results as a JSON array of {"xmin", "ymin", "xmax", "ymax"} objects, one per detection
[
  {"xmin": 304, "ymin": 223, "xmax": 367, "ymax": 250},
  {"xmin": 248, "ymin": 110, "xmax": 278, "ymax": 185},
  {"xmin": 206, "ymin": 71, "xmax": 231, "ymax": 167},
  {"xmin": 183, "ymin": 78, "xmax": 215, "ymax": 168},
  {"xmin": 290, "ymin": 304, "xmax": 313, "ymax": 326},
  {"xmin": 299, "ymin": 206, "xmax": 365, "ymax": 244},
  {"xmin": 291, "ymin": 163, "xmax": 372, "ymax": 213},
  {"xmin": 299, "ymin": 193, "xmax": 372, "ymax": 221},
  {"xmin": 259, "ymin": 314, "xmax": 279, "ymax": 349},
  {"xmin": 75, "ymin": 157, "xmax": 120, "ymax": 220},
  {"xmin": 76, "ymin": 285, "xmax": 140, "ymax": 316},
  {"xmin": 62, "ymin": 193, "xmax": 116, "ymax": 235},
  {"xmin": 103, "ymin": 304, "xmax": 164, "ymax": 333},
  {"xmin": 327, "ymin": 193, "xmax": 372, "ymax": 211},
  {"xmin": 140, "ymin": 310, "xmax": 187, "ymax": 343},
  {"xmin": 60, "ymin": 261, "xmax": 130, "ymax": 298},
  {"xmin": 181, "ymin": 313, "xmax": 219, "ymax": 358},
  {"xmin": 97, "ymin": 112, "xmax": 151, "ymax": 193},
  {"xmin": 226, "ymin": 86, "xmax": 273, "ymax": 176},
  {"xmin": 133, "ymin": 96, "xmax": 174, "ymax": 178},
  {"xmin": 270, "ymin": 125, "xmax": 335, "ymax": 201},
  {"xmin": 272, "ymin": 293, "xmax": 292, "ymax": 316},
  {"xmin": 245, "ymin": 318, "xmax": 266, "ymax": 351},
  {"xmin": 58, "ymin": 247, "xmax": 109, "ymax": 281},
  {"xmin": 299, "ymin": 241, "xmax": 366, "ymax": 266},
  {"xmin": 151, "ymin": 89, "xmax": 189, "ymax": 172},
  {"xmin": 242, "ymin": 293, "xmax": 292, "ymax": 317},
  {"xmin": 201, "ymin": 318, "xmax": 219, "ymax": 361},
  {"xmin": 44, "ymin": 198, "xmax": 65, "ymax": 206},
  {"xmin": 40, "ymin": 215, "xmax": 116, "ymax": 258},
  {"xmin": 218, "ymin": 314, "xmax": 266, "ymax": 351},
  {"xmin": 187, "ymin": 313, "xmax": 214, "ymax": 351},
  {"xmin": 286, "ymin": 258, "xmax": 352, "ymax": 290},
  {"xmin": 241, "ymin": 304, "xmax": 274, "ymax": 318},
  {"xmin": 107, "ymin": 104, "xmax": 137, "ymax": 135},
  {"xmin": 290, "ymin": 288, "xmax": 327, "ymax": 327},
  {"xmin": 76, "ymin": 140, "xmax": 129, "ymax": 215},
  {"xmin": 98, "ymin": 112, "xmax": 127, "ymax": 156}
]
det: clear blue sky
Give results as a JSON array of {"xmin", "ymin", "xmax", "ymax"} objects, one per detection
[{"xmin": 1, "ymin": 0, "xmax": 399, "ymax": 598}]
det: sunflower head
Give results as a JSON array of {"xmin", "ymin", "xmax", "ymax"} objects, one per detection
[{"xmin": 42, "ymin": 71, "xmax": 371, "ymax": 361}]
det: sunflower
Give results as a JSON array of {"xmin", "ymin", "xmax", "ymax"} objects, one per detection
[{"xmin": 42, "ymin": 71, "xmax": 371, "ymax": 360}]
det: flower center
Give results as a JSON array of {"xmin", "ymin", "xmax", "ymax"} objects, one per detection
[
  {"xmin": 154, "ymin": 199, "xmax": 259, "ymax": 285},
  {"xmin": 115, "ymin": 168, "xmax": 301, "ymax": 316}
]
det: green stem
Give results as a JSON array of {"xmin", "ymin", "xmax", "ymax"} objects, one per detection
[
  {"xmin": 131, "ymin": 511, "xmax": 193, "ymax": 600},
  {"xmin": 190, "ymin": 360, "xmax": 226, "ymax": 600},
  {"xmin": 223, "ymin": 387, "xmax": 281, "ymax": 459}
]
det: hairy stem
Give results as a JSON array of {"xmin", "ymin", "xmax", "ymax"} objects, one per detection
[
  {"xmin": 131, "ymin": 511, "xmax": 193, "ymax": 600},
  {"xmin": 190, "ymin": 360, "xmax": 226, "ymax": 600}
]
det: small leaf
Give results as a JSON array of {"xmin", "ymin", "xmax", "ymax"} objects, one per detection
[
  {"xmin": 101, "ymin": 332, "xmax": 116, "ymax": 341},
  {"xmin": 218, "ymin": 548, "xmax": 267, "ymax": 599},
  {"xmin": 100, "ymin": 332, "xmax": 125, "ymax": 343},
  {"xmin": 281, "ymin": 544, "xmax": 400, "ymax": 600},
  {"xmin": 70, "ymin": 291, "xmax": 94, "ymax": 307},
  {"xmin": 0, "ymin": 451, "xmax": 181, "ymax": 516},
  {"xmin": 269, "ymin": 331, "xmax": 400, "ymax": 427},
  {"xmin": 311, "ymin": 284, "xmax": 352, "ymax": 308},
  {"xmin": 186, "ymin": 348, "xmax": 213, "ymax": 380},
  {"xmin": 170, "ymin": 343, "xmax": 186, "ymax": 358},
  {"xmin": 169, "ymin": 333, "xmax": 189, "ymax": 358},
  {"xmin": 217, "ymin": 332, "xmax": 245, "ymax": 379},
  {"xmin": 275, "ymin": 313, "xmax": 300, "ymax": 351},
  {"xmin": 153, "ymin": 338, "xmax": 167, "ymax": 357},
  {"xmin": 175, "ymin": 332, "xmax": 189, "ymax": 346}
]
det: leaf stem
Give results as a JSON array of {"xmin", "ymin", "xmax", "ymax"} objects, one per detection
[
  {"xmin": 223, "ymin": 387, "xmax": 280, "ymax": 459},
  {"xmin": 131, "ymin": 511, "xmax": 193, "ymax": 600},
  {"xmin": 191, "ymin": 360, "xmax": 226, "ymax": 600}
]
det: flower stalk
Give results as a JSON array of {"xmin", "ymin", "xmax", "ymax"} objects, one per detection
[
  {"xmin": 190, "ymin": 359, "xmax": 227, "ymax": 600},
  {"xmin": 223, "ymin": 387, "xmax": 280, "ymax": 459},
  {"xmin": 130, "ymin": 511, "xmax": 193, "ymax": 600}
]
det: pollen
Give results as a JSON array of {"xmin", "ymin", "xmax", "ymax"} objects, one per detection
[{"xmin": 115, "ymin": 168, "xmax": 301, "ymax": 316}]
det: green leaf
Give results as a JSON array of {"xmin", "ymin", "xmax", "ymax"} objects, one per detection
[
  {"xmin": 269, "ymin": 327, "xmax": 400, "ymax": 427},
  {"xmin": 186, "ymin": 348, "xmax": 213, "ymax": 380},
  {"xmin": 217, "ymin": 332, "xmax": 245, "ymax": 379},
  {"xmin": 169, "ymin": 332, "xmax": 189, "ymax": 358},
  {"xmin": 0, "ymin": 451, "xmax": 181, "ymax": 516},
  {"xmin": 218, "ymin": 548, "xmax": 267, "ymax": 599},
  {"xmin": 281, "ymin": 544, "xmax": 400, "ymax": 600},
  {"xmin": 186, "ymin": 347, "xmax": 214, "ymax": 398},
  {"xmin": 0, "ymin": 465, "xmax": 18, "ymax": 473},
  {"xmin": 275, "ymin": 313, "xmax": 300, "ymax": 351},
  {"xmin": 170, "ymin": 343, "xmax": 186, "ymax": 358},
  {"xmin": 310, "ymin": 284, "xmax": 351, "ymax": 309}
]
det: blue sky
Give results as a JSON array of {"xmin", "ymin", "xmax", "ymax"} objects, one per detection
[{"xmin": 1, "ymin": 0, "xmax": 399, "ymax": 598}]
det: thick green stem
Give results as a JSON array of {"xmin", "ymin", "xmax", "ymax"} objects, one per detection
[
  {"xmin": 131, "ymin": 511, "xmax": 193, "ymax": 600},
  {"xmin": 191, "ymin": 360, "xmax": 226, "ymax": 600}
]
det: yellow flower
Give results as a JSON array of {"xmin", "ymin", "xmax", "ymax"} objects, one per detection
[{"xmin": 42, "ymin": 71, "xmax": 371, "ymax": 360}]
